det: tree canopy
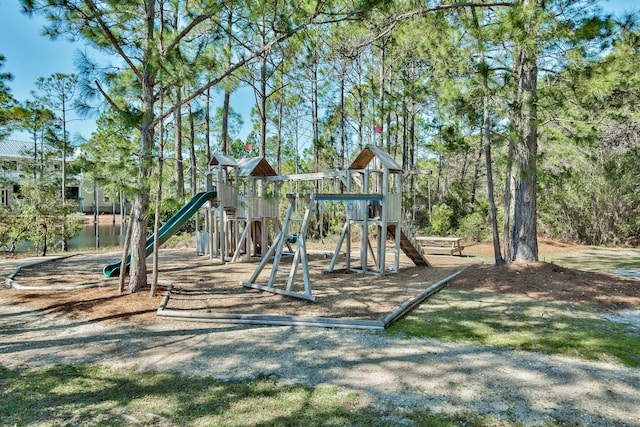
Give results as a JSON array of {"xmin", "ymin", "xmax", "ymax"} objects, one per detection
[
  {"xmin": 9, "ymin": 0, "xmax": 639, "ymax": 290},
  {"xmin": 0, "ymin": 55, "xmax": 16, "ymax": 139}
]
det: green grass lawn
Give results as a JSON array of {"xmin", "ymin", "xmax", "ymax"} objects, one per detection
[
  {"xmin": 464, "ymin": 245, "xmax": 640, "ymax": 273},
  {"xmin": 389, "ymin": 290, "xmax": 640, "ymax": 367},
  {"xmin": 0, "ymin": 364, "xmax": 516, "ymax": 427},
  {"xmin": 433, "ymin": 245, "xmax": 640, "ymax": 367},
  {"xmin": 543, "ymin": 247, "xmax": 640, "ymax": 272}
]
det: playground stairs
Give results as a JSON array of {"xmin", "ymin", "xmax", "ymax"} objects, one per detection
[{"xmin": 388, "ymin": 222, "xmax": 431, "ymax": 267}]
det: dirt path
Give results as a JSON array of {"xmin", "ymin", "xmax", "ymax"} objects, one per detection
[
  {"xmin": 1, "ymin": 291, "xmax": 639, "ymax": 425},
  {"xmin": 2, "ymin": 250, "xmax": 640, "ymax": 426}
]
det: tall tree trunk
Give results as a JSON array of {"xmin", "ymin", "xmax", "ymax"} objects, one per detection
[
  {"xmin": 402, "ymin": 98, "xmax": 408, "ymax": 170},
  {"xmin": 339, "ymin": 62, "xmax": 346, "ymax": 171},
  {"xmin": 484, "ymin": 93, "xmax": 504, "ymax": 265},
  {"xmin": 311, "ymin": 46, "xmax": 319, "ymax": 175},
  {"xmin": 276, "ymin": 82, "xmax": 284, "ymax": 174},
  {"xmin": 128, "ymin": 0, "xmax": 156, "ymax": 293},
  {"xmin": 357, "ymin": 60, "xmax": 364, "ymax": 152},
  {"xmin": 41, "ymin": 223, "xmax": 47, "ymax": 257},
  {"xmin": 204, "ymin": 87, "xmax": 212, "ymax": 189},
  {"xmin": 189, "ymin": 103, "xmax": 197, "ymax": 194},
  {"xmin": 151, "ymin": 1, "xmax": 166, "ymax": 298},
  {"xmin": 61, "ymin": 93, "xmax": 68, "ymax": 252},
  {"xmin": 505, "ymin": 0, "xmax": 539, "ymax": 263},
  {"xmin": 459, "ymin": 145, "xmax": 469, "ymax": 186},
  {"xmin": 151, "ymin": 91, "xmax": 164, "ymax": 297},
  {"xmin": 118, "ymin": 212, "xmax": 134, "ymax": 295},
  {"xmin": 378, "ymin": 41, "xmax": 385, "ymax": 147},
  {"xmin": 174, "ymin": 86, "xmax": 184, "ymax": 201},
  {"xmin": 129, "ymin": 128, "xmax": 153, "ymax": 292},
  {"xmin": 310, "ymin": 43, "xmax": 321, "ymax": 232},
  {"xmin": 409, "ymin": 102, "xmax": 416, "ymax": 168},
  {"xmin": 256, "ymin": 17, "xmax": 269, "ymax": 158},
  {"xmin": 259, "ymin": 52, "xmax": 268, "ymax": 157},
  {"xmin": 436, "ymin": 152, "xmax": 444, "ymax": 199},
  {"xmin": 221, "ymin": 8, "xmax": 233, "ymax": 155},
  {"xmin": 476, "ymin": 34, "xmax": 504, "ymax": 265},
  {"xmin": 474, "ymin": 11, "xmax": 504, "ymax": 264},
  {"xmin": 222, "ymin": 88, "xmax": 231, "ymax": 155},
  {"xmin": 32, "ymin": 129, "xmax": 37, "ymax": 180},
  {"xmin": 470, "ymin": 145, "xmax": 482, "ymax": 205}
]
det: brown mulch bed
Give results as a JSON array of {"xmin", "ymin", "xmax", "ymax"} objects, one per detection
[
  {"xmin": 2, "ymin": 238, "xmax": 639, "ymax": 325},
  {"xmin": 449, "ymin": 239, "xmax": 640, "ymax": 311},
  {"xmin": 449, "ymin": 261, "xmax": 640, "ymax": 311},
  {"xmin": 1, "ymin": 249, "xmax": 470, "ymax": 324}
]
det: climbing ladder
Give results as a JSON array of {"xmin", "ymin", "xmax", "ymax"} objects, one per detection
[{"xmin": 387, "ymin": 221, "xmax": 430, "ymax": 267}]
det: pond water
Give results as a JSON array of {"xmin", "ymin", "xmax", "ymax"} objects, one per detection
[{"xmin": 68, "ymin": 222, "xmax": 125, "ymax": 250}]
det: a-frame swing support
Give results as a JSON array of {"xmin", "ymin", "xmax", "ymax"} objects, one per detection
[
  {"xmin": 242, "ymin": 191, "xmax": 407, "ymax": 302},
  {"xmin": 241, "ymin": 194, "xmax": 316, "ymax": 302}
]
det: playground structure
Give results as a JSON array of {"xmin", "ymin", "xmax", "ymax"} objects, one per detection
[
  {"xmin": 242, "ymin": 145, "xmax": 430, "ymax": 301},
  {"xmin": 197, "ymin": 155, "xmax": 280, "ymax": 263},
  {"xmin": 103, "ymin": 145, "xmax": 430, "ymax": 303}
]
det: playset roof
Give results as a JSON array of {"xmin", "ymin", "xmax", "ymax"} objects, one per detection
[
  {"xmin": 348, "ymin": 144, "xmax": 402, "ymax": 173},
  {"xmin": 238, "ymin": 157, "xmax": 277, "ymax": 177},
  {"xmin": 209, "ymin": 154, "xmax": 238, "ymax": 167}
]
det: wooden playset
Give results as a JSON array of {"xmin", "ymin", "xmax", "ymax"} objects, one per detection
[{"xmin": 196, "ymin": 145, "xmax": 430, "ymax": 302}]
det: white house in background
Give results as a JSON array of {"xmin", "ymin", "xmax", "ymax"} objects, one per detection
[{"xmin": 0, "ymin": 139, "xmax": 116, "ymax": 213}]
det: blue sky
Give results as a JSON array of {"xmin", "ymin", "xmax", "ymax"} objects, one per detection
[
  {"xmin": 0, "ymin": 0, "xmax": 97, "ymax": 141},
  {"xmin": 1, "ymin": 0, "xmax": 638, "ymax": 143},
  {"xmin": 0, "ymin": 0, "xmax": 255, "ymax": 142}
]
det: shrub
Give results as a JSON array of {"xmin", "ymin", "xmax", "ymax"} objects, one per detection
[
  {"xmin": 457, "ymin": 211, "xmax": 489, "ymax": 242},
  {"xmin": 430, "ymin": 204, "xmax": 454, "ymax": 235}
]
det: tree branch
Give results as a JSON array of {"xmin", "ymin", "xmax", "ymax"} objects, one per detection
[
  {"xmin": 356, "ymin": 1, "xmax": 514, "ymax": 50},
  {"xmin": 163, "ymin": 11, "xmax": 220, "ymax": 57},
  {"xmin": 94, "ymin": 80, "xmax": 123, "ymax": 113},
  {"xmin": 155, "ymin": 25, "xmax": 305, "ymax": 126},
  {"xmin": 84, "ymin": 0, "xmax": 143, "ymax": 81}
]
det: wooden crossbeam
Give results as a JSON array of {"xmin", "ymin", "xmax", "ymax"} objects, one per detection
[{"xmin": 314, "ymin": 193, "xmax": 383, "ymax": 201}]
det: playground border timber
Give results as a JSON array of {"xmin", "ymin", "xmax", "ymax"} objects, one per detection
[
  {"xmin": 156, "ymin": 270, "xmax": 463, "ymax": 330},
  {"xmin": 6, "ymin": 256, "xmax": 172, "ymax": 291}
]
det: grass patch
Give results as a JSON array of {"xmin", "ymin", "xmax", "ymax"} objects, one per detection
[
  {"xmin": 544, "ymin": 247, "xmax": 640, "ymax": 272},
  {"xmin": 389, "ymin": 290, "xmax": 640, "ymax": 367},
  {"xmin": 464, "ymin": 245, "xmax": 640, "ymax": 273},
  {"xmin": 0, "ymin": 364, "xmax": 529, "ymax": 426}
]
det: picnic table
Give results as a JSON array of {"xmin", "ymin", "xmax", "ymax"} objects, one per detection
[{"xmin": 415, "ymin": 236, "xmax": 464, "ymax": 256}]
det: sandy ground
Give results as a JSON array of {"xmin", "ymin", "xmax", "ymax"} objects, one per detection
[{"xmin": 1, "ymin": 240, "xmax": 640, "ymax": 425}]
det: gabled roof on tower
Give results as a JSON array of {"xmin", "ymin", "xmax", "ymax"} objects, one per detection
[
  {"xmin": 348, "ymin": 144, "xmax": 402, "ymax": 173},
  {"xmin": 238, "ymin": 157, "xmax": 277, "ymax": 177},
  {"xmin": 209, "ymin": 154, "xmax": 238, "ymax": 167}
]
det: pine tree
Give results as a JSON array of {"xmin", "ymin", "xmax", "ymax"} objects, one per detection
[
  {"xmin": 0, "ymin": 55, "xmax": 15, "ymax": 139},
  {"xmin": 22, "ymin": 0, "xmax": 357, "ymax": 292}
]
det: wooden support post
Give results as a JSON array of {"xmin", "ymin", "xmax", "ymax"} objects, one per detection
[{"xmin": 327, "ymin": 221, "xmax": 349, "ymax": 272}]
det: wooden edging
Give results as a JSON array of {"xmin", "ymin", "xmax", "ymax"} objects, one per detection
[
  {"xmin": 382, "ymin": 270, "xmax": 463, "ymax": 328},
  {"xmin": 5, "ymin": 255, "xmax": 174, "ymax": 292},
  {"xmin": 4, "ymin": 255, "xmax": 83, "ymax": 290},
  {"xmin": 157, "ymin": 270, "xmax": 464, "ymax": 330},
  {"xmin": 157, "ymin": 308, "xmax": 386, "ymax": 330},
  {"xmin": 8, "ymin": 280, "xmax": 120, "ymax": 291}
]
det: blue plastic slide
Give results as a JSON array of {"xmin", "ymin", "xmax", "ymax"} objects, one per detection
[{"xmin": 103, "ymin": 191, "xmax": 217, "ymax": 277}]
